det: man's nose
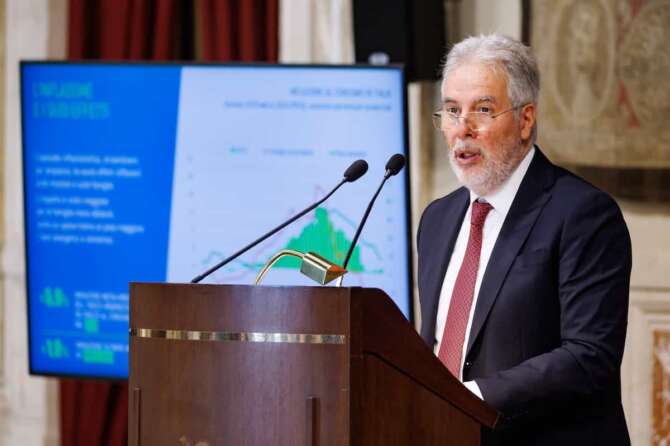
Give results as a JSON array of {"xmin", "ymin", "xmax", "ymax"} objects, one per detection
[{"xmin": 450, "ymin": 116, "xmax": 474, "ymax": 140}]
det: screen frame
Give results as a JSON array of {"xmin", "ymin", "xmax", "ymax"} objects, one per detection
[{"xmin": 20, "ymin": 60, "xmax": 414, "ymax": 380}]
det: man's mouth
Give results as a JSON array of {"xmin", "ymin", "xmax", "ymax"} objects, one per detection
[{"xmin": 453, "ymin": 148, "xmax": 483, "ymax": 165}]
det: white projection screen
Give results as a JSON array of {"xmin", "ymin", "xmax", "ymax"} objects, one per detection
[{"xmin": 21, "ymin": 62, "xmax": 412, "ymax": 378}]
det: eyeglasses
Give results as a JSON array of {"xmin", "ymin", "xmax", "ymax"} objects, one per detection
[{"xmin": 432, "ymin": 104, "xmax": 526, "ymax": 132}]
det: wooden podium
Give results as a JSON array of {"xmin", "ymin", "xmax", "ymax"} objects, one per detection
[{"xmin": 128, "ymin": 283, "xmax": 498, "ymax": 445}]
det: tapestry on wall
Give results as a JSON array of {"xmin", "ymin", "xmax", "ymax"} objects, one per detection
[{"xmin": 529, "ymin": 0, "xmax": 670, "ymax": 169}]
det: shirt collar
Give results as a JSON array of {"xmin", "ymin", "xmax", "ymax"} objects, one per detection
[{"xmin": 469, "ymin": 146, "xmax": 535, "ymax": 218}]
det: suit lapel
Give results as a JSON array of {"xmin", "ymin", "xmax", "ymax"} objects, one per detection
[
  {"xmin": 466, "ymin": 149, "xmax": 556, "ymax": 356},
  {"xmin": 424, "ymin": 188, "xmax": 469, "ymax": 342}
]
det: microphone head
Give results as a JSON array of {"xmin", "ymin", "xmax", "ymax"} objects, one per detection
[
  {"xmin": 343, "ymin": 159, "xmax": 368, "ymax": 182},
  {"xmin": 385, "ymin": 153, "xmax": 406, "ymax": 177}
]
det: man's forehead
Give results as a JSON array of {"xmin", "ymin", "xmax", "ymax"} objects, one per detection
[{"xmin": 440, "ymin": 62, "xmax": 509, "ymax": 103}]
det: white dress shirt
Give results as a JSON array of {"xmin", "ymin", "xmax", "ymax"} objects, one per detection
[{"xmin": 434, "ymin": 147, "xmax": 535, "ymax": 399}]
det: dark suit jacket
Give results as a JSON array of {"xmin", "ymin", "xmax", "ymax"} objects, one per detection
[{"xmin": 417, "ymin": 149, "xmax": 631, "ymax": 445}]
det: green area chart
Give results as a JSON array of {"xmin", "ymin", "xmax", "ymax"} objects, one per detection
[{"xmin": 275, "ymin": 207, "xmax": 365, "ymax": 271}]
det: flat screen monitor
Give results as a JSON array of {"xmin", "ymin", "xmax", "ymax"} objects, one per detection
[{"xmin": 21, "ymin": 62, "xmax": 411, "ymax": 379}]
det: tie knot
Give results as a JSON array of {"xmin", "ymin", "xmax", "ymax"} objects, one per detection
[{"xmin": 471, "ymin": 200, "xmax": 493, "ymax": 228}]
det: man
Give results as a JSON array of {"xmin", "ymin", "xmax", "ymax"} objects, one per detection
[{"xmin": 417, "ymin": 34, "xmax": 631, "ymax": 445}]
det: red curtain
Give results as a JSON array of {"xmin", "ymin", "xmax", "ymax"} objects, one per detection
[
  {"xmin": 62, "ymin": 1, "xmax": 277, "ymax": 445},
  {"xmin": 68, "ymin": 0, "xmax": 187, "ymax": 60},
  {"xmin": 68, "ymin": 0, "xmax": 278, "ymax": 62},
  {"xmin": 197, "ymin": 0, "xmax": 278, "ymax": 61}
]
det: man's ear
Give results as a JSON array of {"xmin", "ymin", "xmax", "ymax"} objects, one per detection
[{"xmin": 519, "ymin": 103, "xmax": 536, "ymax": 141}]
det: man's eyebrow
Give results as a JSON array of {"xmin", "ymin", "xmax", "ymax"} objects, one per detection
[
  {"xmin": 441, "ymin": 95, "xmax": 498, "ymax": 105},
  {"xmin": 476, "ymin": 96, "xmax": 497, "ymax": 103}
]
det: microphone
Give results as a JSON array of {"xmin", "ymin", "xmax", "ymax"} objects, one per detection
[
  {"xmin": 190, "ymin": 159, "xmax": 368, "ymax": 283},
  {"xmin": 339, "ymin": 153, "xmax": 406, "ymax": 277},
  {"xmin": 343, "ymin": 159, "xmax": 369, "ymax": 182},
  {"xmin": 384, "ymin": 153, "xmax": 406, "ymax": 179}
]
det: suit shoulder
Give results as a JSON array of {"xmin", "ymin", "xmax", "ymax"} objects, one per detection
[
  {"xmin": 549, "ymin": 165, "xmax": 629, "ymax": 248},
  {"xmin": 551, "ymin": 166, "xmax": 621, "ymax": 211},
  {"xmin": 417, "ymin": 186, "xmax": 468, "ymax": 245},
  {"xmin": 421, "ymin": 186, "xmax": 468, "ymax": 218}
]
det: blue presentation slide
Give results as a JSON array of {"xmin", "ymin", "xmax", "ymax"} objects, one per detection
[{"xmin": 21, "ymin": 63, "xmax": 410, "ymax": 379}]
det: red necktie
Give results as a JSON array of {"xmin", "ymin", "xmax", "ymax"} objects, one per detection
[{"xmin": 438, "ymin": 200, "xmax": 493, "ymax": 378}]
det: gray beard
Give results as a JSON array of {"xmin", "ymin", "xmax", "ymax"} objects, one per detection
[{"xmin": 448, "ymin": 141, "xmax": 527, "ymax": 196}]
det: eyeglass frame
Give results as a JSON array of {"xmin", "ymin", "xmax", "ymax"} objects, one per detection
[{"xmin": 432, "ymin": 103, "xmax": 529, "ymax": 131}]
